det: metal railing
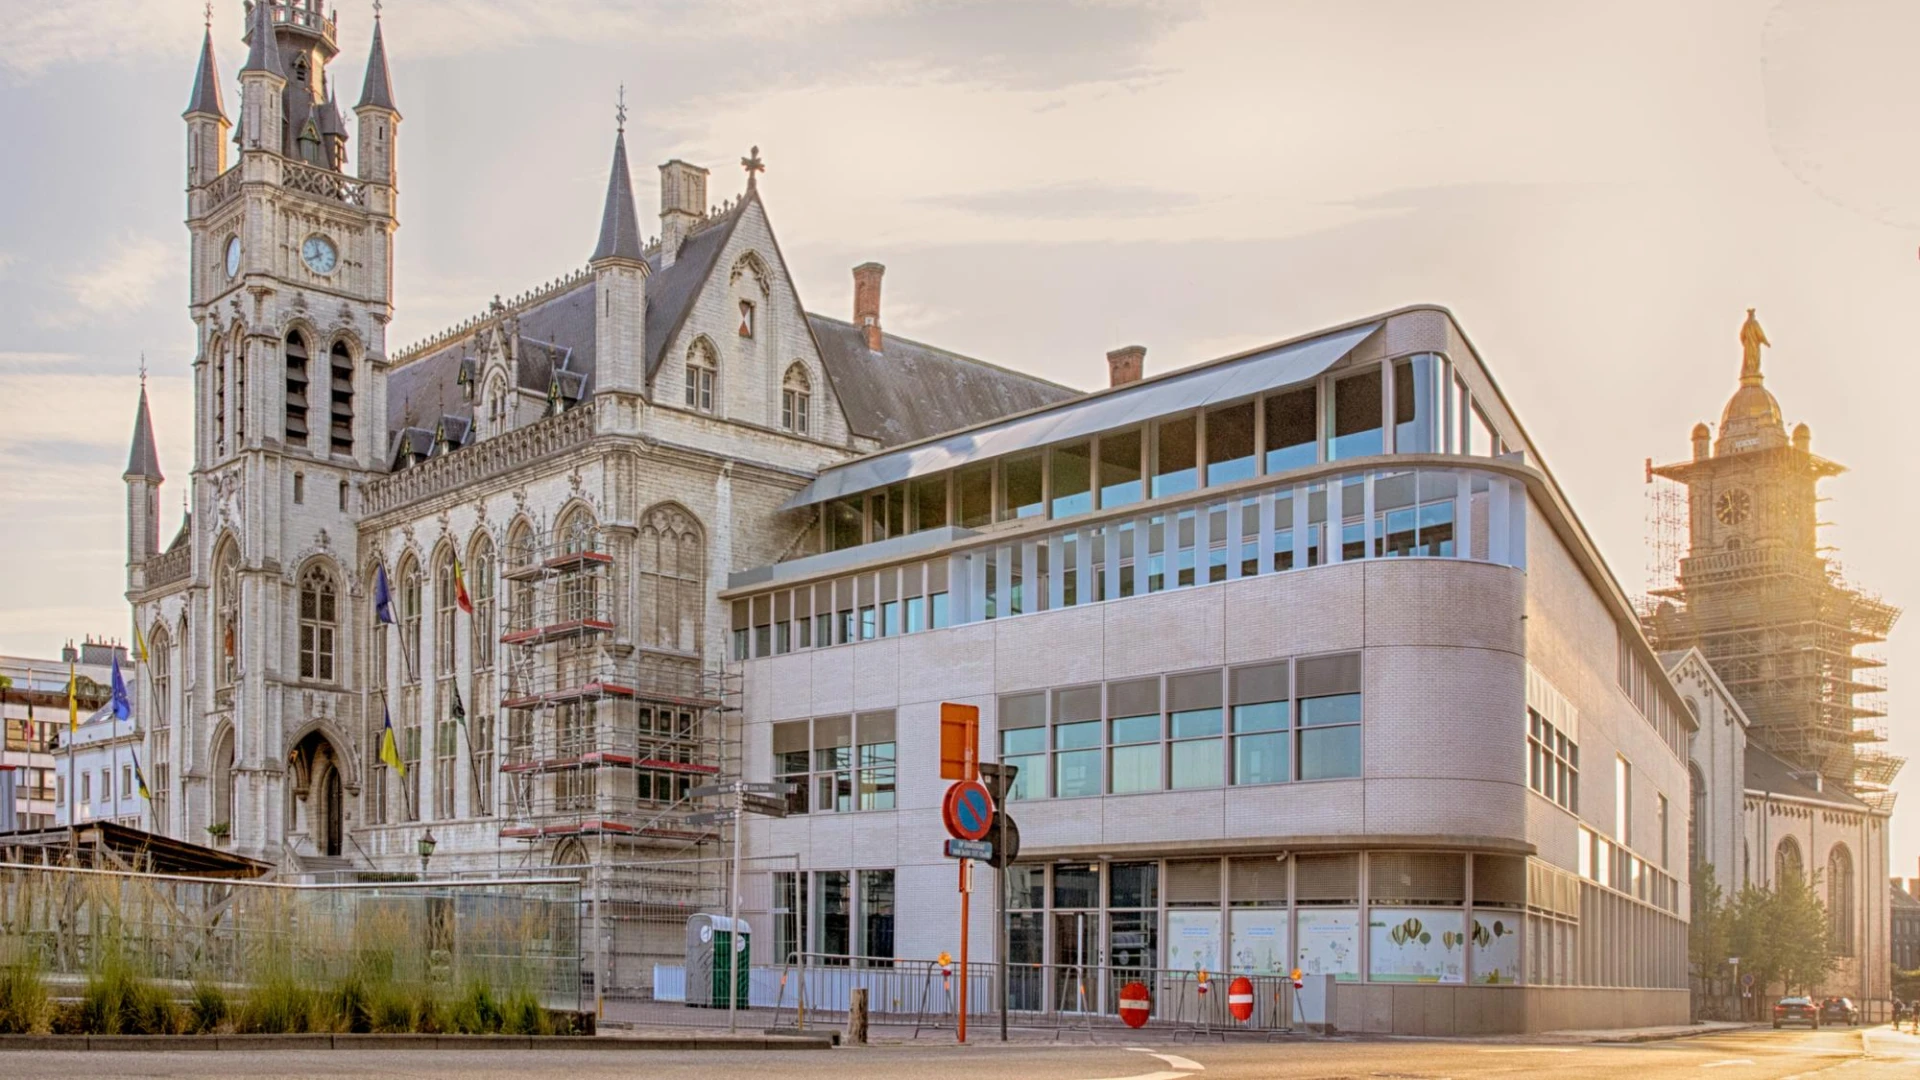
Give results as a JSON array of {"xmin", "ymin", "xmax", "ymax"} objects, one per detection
[{"xmin": 770, "ymin": 954, "xmax": 1301, "ymax": 1038}]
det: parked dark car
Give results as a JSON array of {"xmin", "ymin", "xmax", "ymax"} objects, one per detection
[
  {"xmin": 1820, "ymin": 997, "xmax": 1860, "ymax": 1026},
  {"xmin": 1773, "ymin": 996, "xmax": 1820, "ymax": 1029}
]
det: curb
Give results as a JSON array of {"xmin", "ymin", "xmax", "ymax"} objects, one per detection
[
  {"xmin": 0, "ymin": 1033, "xmax": 836, "ymax": 1052},
  {"xmin": 1588, "ymin": 1023, "xmax": 1757, "ymax": 1044}
]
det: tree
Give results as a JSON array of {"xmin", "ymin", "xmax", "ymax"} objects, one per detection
[
  {"xmin": 1690, "ymin": 862, "xmax": 1732, "ymax": 1000},
  {"xmin": 1728, "ymin": 873, "xmax": 1836, "ymax": 998}
]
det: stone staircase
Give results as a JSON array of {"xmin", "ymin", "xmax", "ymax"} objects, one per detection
[{"xmin": 286, "ymin": 850, "xmax": 360, "ymax": 881}]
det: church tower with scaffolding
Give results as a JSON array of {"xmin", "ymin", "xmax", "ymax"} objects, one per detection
[{"xmin": 1644, "ymin": 311, "xmax": 1901, "ymax": 805}]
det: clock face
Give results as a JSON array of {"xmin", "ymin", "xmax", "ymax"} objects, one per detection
[
  {"xmin": 1715, "ymin": 488, "xmax": 1752, "ymax": 526},
  {"xmin": 301, "ymin": 235, "xmax": 338, "ymax": 275},
  {"xmin": 224, "ymin": 236, "xmax": 241, "ymax": 278}
]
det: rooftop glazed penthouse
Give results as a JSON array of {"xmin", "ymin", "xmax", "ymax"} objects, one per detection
[{"xmin": 726, "ymin": 307, "xmax": 1698, "ymax": 1035}]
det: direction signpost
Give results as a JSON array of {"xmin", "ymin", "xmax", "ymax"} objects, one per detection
[{"xmin": 688, "ymin": 780, "xmax": 793, "ymax": 1034}]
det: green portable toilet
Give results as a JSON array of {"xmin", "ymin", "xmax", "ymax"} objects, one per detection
[{"xmin": 685, "ymin": 914, "xmax": 750, "ymax": 1008}]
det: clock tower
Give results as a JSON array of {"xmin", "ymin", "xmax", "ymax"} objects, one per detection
[
  {"xmin": 1644, "ymin": 312, "xmax": 1900, "ymax": 799},
  {"xmin": 176, "ymin": 0, "xmax": 401, "ymax": 860}
]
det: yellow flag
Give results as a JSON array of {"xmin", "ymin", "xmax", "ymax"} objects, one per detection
[
  {"xmin": 67, "ymin": 659, "xmax": 77, "ymax": 733},
  {"xmin": 379, "ymin": 706, "xmax": 406, "ymax": 778},
  {"xmin": 134, "ymin": 623, "xmax": 149, "ymax": 666}
]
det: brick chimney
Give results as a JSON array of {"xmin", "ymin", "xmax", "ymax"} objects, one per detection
[
  {"xmin": 658, "ymin": 159, "xmax": 710, "ymax": 267},
  {"xmin": 853, "ymin": 263, "xmax": 885, "ymax": 351},
  {"xmin": 1107, "ymin": 345, "xmax": 1146, "ymax": 387}
]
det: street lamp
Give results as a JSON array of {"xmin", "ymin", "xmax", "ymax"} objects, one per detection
[{"xmin": 417, "ymin": 829, "xmax": 437, "ymax": 878}]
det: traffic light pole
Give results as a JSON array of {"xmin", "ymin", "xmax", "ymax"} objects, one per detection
[{"xmin": 998, "ymin": 795, "xmax": 1008, "ymax": 1042}]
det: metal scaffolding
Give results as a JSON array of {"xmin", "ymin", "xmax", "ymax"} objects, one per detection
[
  {"xmin": 1643, "ymin": 448, "xmax": 1902, "ymax": 803},
  {"xmin": 496, "ymin": 523, "xmax": 733, "ymax": 858}
]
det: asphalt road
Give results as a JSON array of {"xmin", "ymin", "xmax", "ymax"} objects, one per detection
[{"xmin": 13, "ymin": 1023, "xmax": 1920, "ymax": 1079}]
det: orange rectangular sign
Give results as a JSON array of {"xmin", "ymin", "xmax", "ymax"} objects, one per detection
[{"xmin": 939, "ymin": 702, "xmax": 980, "ymax": 781}]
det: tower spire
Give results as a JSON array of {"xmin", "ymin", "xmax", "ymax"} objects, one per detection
[
  {"xmin": 357, "ymin": 7, "xmax": 399, "ymax": 115},
  {"xmin": 184, "ymin": 22, "xmax": 226, "ymax": 119},
  {"xmin": 590, "ymin": 100, "xmax": 644, "ymax": 264},
  {"xmin": 240, "ymin": 0, "xmax": 286, "ymax": 79},
  {"xmin": 126, "ymin": 377, "xmax": 162, "ymax": 482}
]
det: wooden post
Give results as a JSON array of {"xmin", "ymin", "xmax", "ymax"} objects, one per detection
[{"xmin": 847, "ymin": 987, "xmax": 869, "ymax": 1045}]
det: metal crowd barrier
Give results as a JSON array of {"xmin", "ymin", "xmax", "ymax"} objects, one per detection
[{"xmin": 771, "ymin": 953, "xmax": 1300, "ymax": 1039}]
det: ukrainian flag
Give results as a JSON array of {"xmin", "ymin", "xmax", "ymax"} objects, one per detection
[{"xmin": 379, "ymin": 704, "xmax": 406, "ymax": 777}]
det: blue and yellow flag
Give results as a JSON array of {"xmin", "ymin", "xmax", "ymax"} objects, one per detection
[
  {"xmin": 379, "ymin": 704, "xmax": 406, "ymax": 777},
  {"xmin": 110, "ymin": 653, "xmax": 131, "ymax": 722},
  {"xmin": 133, "ymin": 624, "xmax": 149, "ymax": 666},
  {"xmin": 131, "ymin": 750, "xmax": 151, "ymax": 801}
]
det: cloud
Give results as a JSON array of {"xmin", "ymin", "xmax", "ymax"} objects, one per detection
[
  {"xmin": 42, "ymin": 237, "xmax": 172, "ymax": 329},
  {"xmin": 922, "ymin": 182, "xmax": 1202, "ymax": 220}
]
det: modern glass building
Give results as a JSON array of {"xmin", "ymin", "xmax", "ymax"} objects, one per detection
[{"xmin": 723, "ymin": 305, "xmax": 1695, "ymax": 1033}]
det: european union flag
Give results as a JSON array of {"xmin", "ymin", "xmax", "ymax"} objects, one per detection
[
  {"xmin": 109, "ymin": 652, "xmax": 131, "ymax": 722},
  {"xmin": 374, "ymin": 563, "xmax": 396, "ymax": 625}
]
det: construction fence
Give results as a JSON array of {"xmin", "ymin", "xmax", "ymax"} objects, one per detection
[{"xmin": 0, "ymin": 862, "xmax": 583, "ymax": 1010}]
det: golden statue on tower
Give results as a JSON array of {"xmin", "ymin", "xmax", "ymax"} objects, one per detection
[{"xmin": 1739, "ymin": 307, "xmax": 1769, "ymax": 383}]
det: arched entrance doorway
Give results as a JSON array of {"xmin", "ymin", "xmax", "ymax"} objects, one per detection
[{"xmin": 291, "ymin": 729, "xmax": 347, "ymax": 858}]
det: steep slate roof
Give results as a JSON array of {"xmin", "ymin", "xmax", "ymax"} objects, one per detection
[
  {"xmin": 240, "ymin": 0, "xmax": 285, "ymax": 78},
  {"xmin": 808, "ymin": 315, "xmax": 1080, "ymax": 447},
  {"xmin": 184, "ymin": 28, "xmax": 226, "ymax": 119},
  {"xmin": 126, "ymin": 385, "xmax": 162, "ymax": 480},
  {"xmin": 1746, "ymin": 745, "xmax": 1869, "ymax": 810},
  {"xmin": 385, "ymin": 281, "xmax": 597, "ymax": 465},
  {"xmin": 356, "ymin": 17, "xmax": 398, "ymax": 113},
  {"xmin": 591, "ymin": 130, "xmax": 645, "ymax": 263},
  {"xmin": 642, "ymin": 208, "xmax": 743, "ymax": 380}
]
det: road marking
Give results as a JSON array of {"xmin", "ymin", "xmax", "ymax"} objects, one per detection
[
  {"xmin": 1126, "ymin": 1047, "xmax": 1205, "ymax": 1071},
  {"xmin": 1702, "ymin": 1060, "xmax": 1755, "ymax": 1069}
]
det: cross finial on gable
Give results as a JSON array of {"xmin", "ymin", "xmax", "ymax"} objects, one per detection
[
  {"xmin": 741, "ymin": 145, "xmax": 764, "ymax": 190},
  {"xmin": 139, "ymin": 352, "xmax": 147, "ymax": 388},
  {"xmin": 616, "ymin": 84, "xmax": 627, "ymax": 133},
  {"xmin": 373, "ymin": 0, "xmax": 383, "ymax": 20},
  {"xmin": 204, "ymin": 2, "xmax": 213, "ymax": 29}
]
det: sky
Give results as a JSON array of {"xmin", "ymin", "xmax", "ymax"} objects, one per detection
[{"xmin": 0, "ymin": 0, "xmax": 1916, "ymax": 866}]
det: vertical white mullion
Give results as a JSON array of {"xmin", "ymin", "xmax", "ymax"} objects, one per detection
[
  {"xmin": 1104, "ymin": 524, "xmax": 1121, "ymax": 600},
  {"xmin": 1193, "ymin": 503, "xmax": 1211, "ymax": 586},
  {"xmin": 1363, "ymin": 474, "xmax": 1377, "ymax": 561},
  {"xmin": 1489, "ymin": 477, "xmax": 1511, "ymax": 565},
  {"xmin": 1049, "ymin": 534, "xmax": 1067, "ymax": 611},
  {"xmin": 1325, "ymin": 482, "xmax": 1342, "ymax": 566},
  {"xmin": 996, "ymin": 543, "xmax": 1014, "ymax": 619},
  {"xmin": 1456, "ymin": 473, "xmax": 1474, "ymax": 561},
  {"xmin": 1075, "ymin": 525, "xmax": 1093, "ymax": 607},
  {"xmin": 1138, "ymin": 514, "xmax": 1156, "ymax": 594},
  {"xmin": 1021, "ymin": 539, "xmax": 1039, "ymax": 614},
  {"xmin": 1256, "ymin": 490, "xmax": 1276, "ymax": 575},
  {"xmin": 1226, "ymin": 496, "xmax": 1245, "ymax": 581},
  {"xmin": 1292, "ymin": 483, "xmax": 1309, "ymax": 568}
]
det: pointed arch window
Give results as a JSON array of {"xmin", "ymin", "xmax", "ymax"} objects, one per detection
[
  {"xmin": 781, "ymin": 363, "xmax": 812, "ymax": 436},
  {"xmin": 470, "ymin": 535, "xmax": 496, "ymax": 672},
  {"xmin": 149, "ymin": 627, "xmax": 172, "ymax": 833},
  {"xmin": 398, "ymin": 557, "xmax": 422, "ymax": 683},
  {"xmin": 557, "ymin": 509, "xmax": 601, "ymax": 623},
  {"xmin": 1775, "ymin": 836, "xmax": 1803, "ymax": 885},
  {"xmin": 211, "ymin": 727, "xmax": 236, "ymax": 839},
  {"xmin": 685, "ymin": 338, "xmax": 717, "ymax": 413},
  {"xmin": 298, "ymin": 564, "xmax": 338, "ymax": 682},
  {"xmin": 739, "ymin": 300, "xmax": 755, "ymax": 338},
  {"xmin": 368, "ymin": 562, "xmax": 388, "ymax": 692},
  {"xmin": 1828, "ymin": 844, "xmax": 1855, "ymax": 955},
  {"xmin": 285, "ymin": 331, "xmax": 310, "ymax": 445},
  {"xmin": 215, "ymin": 544, "xmax": 241, "ymax": 688},
  {"xmin": 213, "ymin": 336, "xmax": 228, "ymax": 452},
  {"xmin": 434, "ymin": 550, "xmax": 457, "ymax": 676},
  {"xmin": 639, "ymin": 506, "xmax": 706, "ymax": 654},
  {"xmin": 486, "ymin": 375, "xmax": 509, "ymax": 437},
  {"xmin": 328, "ymin": 341, "xmax": 354, "ymax": 455},
  {"xmin": 234, "ymin": 330, "xmax": 247, "ymax": 444},
  {"xmin": 506, "ymin": 523, "xmax": 535, "ymax": 635}
]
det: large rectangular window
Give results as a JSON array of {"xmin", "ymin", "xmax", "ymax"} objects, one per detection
[
  {"xmin": 1231, "ymin": 662, "xmax": 1289, "ymax": 786},
  {"xmin": 859, "ymin": 869, "xmax": 895, "ymax": 961},
  {"xmin": 957, "ymin": 463, "xmax": 993, "ymax": 529},
  {"xmin": 856, "ymin": 711, "xmax": 896, "ymax": 810},
  {"xmin": 1327, "ymin": 366, "xmax": 1383, "ymax": 460},
  {"xmin": 813, "ymin": 715, "xmax": 852, "ymax": 813},
  {"xmin": 1297, "ymin": 653, "xmax": 1362, "ymax": 780},
  {"xmin": 1526, "ymin": 708, "xmax": 1578, "ymax": 812},
  {"xmin": 1051, "ymin": 441, "xmax": 1093, "ymax": 518},
  {"xmin": 1107, "ymin": 678, "xmax": 1161, "ymax": 795},
  {"xmin": 816, "ymin": 871, "xmax": 850, "ymax": 958},
  {"xmin": 1393, "ymin": 355, "xmax": 1444, "ymax": 454},
  {"xmin": 1151, "ymin": 415, "xmax": 1198, "ymax": 498},
  {"xmin": 1615, "ymin": 756, "xmax": 1631, "ymax": 843},
  {"xmin": 826, "ymin": 498, "xmax": 863, "ymax": 551},
  {"xmin": 1204, "ymin": 402, "xmax": 1257, "ymax": 486},
  {"xmin": 999, "ymin": 692, "xmax": 1047, "ymax": 801},
  {"xmin": 1168, "ymin": 670, "xmax": 1224, "ymax": 789},
  {"xmin": 911, "ymin": 474, "xmax": 948, "ymax": 532},
  {"xmin": 1000, "ymin": 451, "xmax": 1045, "ymax": 520},
  {"xmin": 1052, "ymin": 685, "xmax": 1102, "ymax": 798},
  {"xmin": 1264, "ymin": 386, "xmax": 1316, "ymax": 473},
  {"xmin": 1098, "ymin": 429, "xmax": 1143, "ymax": 509}
]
